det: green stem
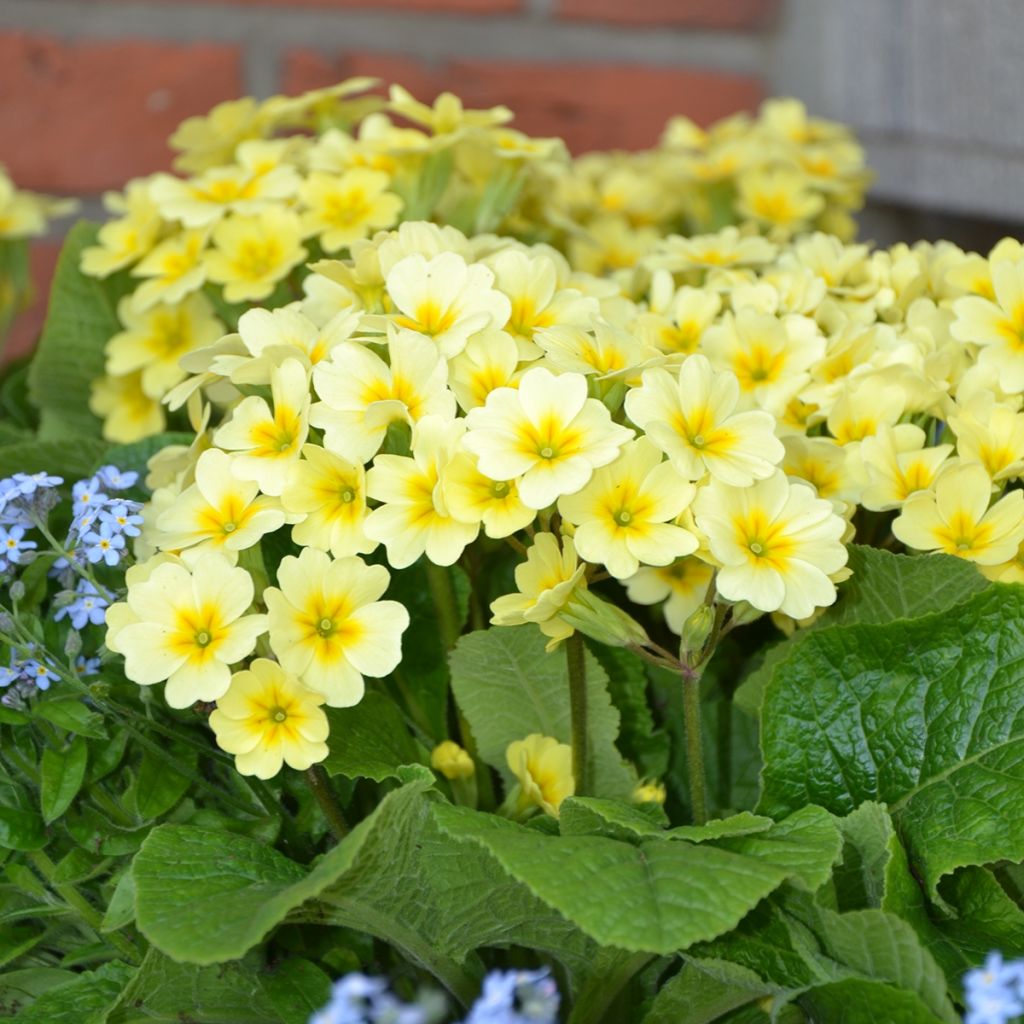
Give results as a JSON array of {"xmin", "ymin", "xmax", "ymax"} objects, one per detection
[
  {"xmin": 682, "ymin": 668, "xmax": 707, "ymax": 825},
  {"xmin": 27, "ymin": 849, "xmax": 142, "ymax": 965},
  {"xmin": 30, "ymin": 515, "xmax": 115, "ymax": 602},
  {"xmin": 566, "ymin": 632, "xmax": 588, "ymax": 796},
  {"xmin": 425, "ymin": 561, "xmax": 461, "ymax": 651},
  {"xmin": 305, "ymin": 764, "xmax": 349, "ymax": 840}
]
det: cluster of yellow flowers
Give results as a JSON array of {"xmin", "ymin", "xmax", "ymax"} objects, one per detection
[
  {"xmin": 99, "ymin": 203, "xmax": 1024, "ymax": 781},
  {"xmin": 77, "ymin": 81, "xmax": 869, "ymax": 442}
]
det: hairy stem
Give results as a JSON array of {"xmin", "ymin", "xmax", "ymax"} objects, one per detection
[
  {"xmin": 425, "ymin": 561, "xmax": 462, "ymax": 651},
  {"xmin": 682, "ymin": 668, "xmax": 708, "ymax": 825},
  {"xmin": 305, "ymin": 764, "xmax": 349, "ymax": 840},
  {"xmin": 566, "ymin": 632, "xmax": 588, "ymax": 796}
]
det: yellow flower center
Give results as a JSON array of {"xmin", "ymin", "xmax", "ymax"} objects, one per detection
[
  {"xmin": 234, "ymin": 238, "xmax": 283, "ymax": 281},
  {"xmin": 195, "ymin": 630, "xmax": 212, "ymax": 647},
  {"xmin": 340, "ymin": 486, "xmax": 356, "ymax": 503},
  {"xmin": 270, "ymin": 707, "xmax": 288, "ymax": 724},
  {"xmin": 491, "ymin": 481, "xmax": 510, "ymax": 497},
  {"xmin": 614, "ymin": 509, "xmax": 633, "ymax": 526},
  {"xmin": 539, "ymin": 446, "xmax": 556, "ymax": 459},
  {"xmin": 317, "ymin": 617, "xmax": 335, "ymax": 638}
]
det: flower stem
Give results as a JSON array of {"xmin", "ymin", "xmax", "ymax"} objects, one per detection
[
  {"xmin": 682, "ymin": 667, "xmax": 708, "ymax": 825},
  {"xmin": 566, "ymin": 632, "xmax": 588, "ymax": 796},
  {"xmin": 305, "ymin": 764, "xmax": 349, "ymax": 840},
  {"xmin": 425, "ymin": 561, "xmax": 461, "ymax": 651}
]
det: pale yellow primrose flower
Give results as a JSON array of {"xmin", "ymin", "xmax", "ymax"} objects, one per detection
[
  {"xmin": 364, "ymin": 415, "xmax": 478, "ymax": 568},
  {"xmin": 131, "ymin": 229, "xmax": 208, "ymax": 312},
  {"xmin": 311, "ymin": 328, "xmax": 455, "ymax": 464},
  {"xmin": 506, "ymin": 734, "xmax": 574, "ymax": 818},
  {"xmin": 264, "ymin": 547, "xmax": 409, "ymax": 707},
  {"xmin": 386, "ymin": 251, "xmax": 511, "ymax": 359},
  {"xmin": 106, "ymin": 293, "xmax": 224, "ymax": 400},
  {"xmin": 210, "ymin": 659, "xmax": 329, "ymax": 780},
  {"xmin": 952, "ymin": 257, "xmax": 1024, "ymax": 393},
  {"xmin": 447, "ymin": 329, "xmax": 521, "ymax": 413},
  {"xmin": 694, "ymin": 470, "xmax": 848, "ymax": 620},
  {"xmin": 558, "ymin": 437, "xmax": 699, "ymax": 580},
  {"xmin": 204, "ymin": 208, "xmax": 307, "ymax": 303},
  {"xmin": 949, "ymin": 393, "xmax": 1024, "ymax": 481},
  {"xmin": 154, "ymin": 448, "xmax": 286, "ymax": 558},
  {"xmin": 625, "ymin": 355, "xmax": 784, "ymax": 486},
  {"xmin": 441, "ymin": 449, "xmax": 536, "ymax": 539},
  {"xmin": 298, "ymin": 167, "xmax": 403, "ymax": 253},
  {"xmin": 490, "ymin": 532, "xmax": 585, "ymax": 649},
  {"xmin": 892, "ymin": 462, "xmax": 1024, "ymax": 564},
  {"xmin": 90, "ymin": 371, "xmax": 165, "ymax": 443},
  {"xmin": 633, "ymin": 779, "xmax": 667, "ymax": 805},
  {"xmin": 464, "ymin": 366, "xmax": 634, "ymax": 510},
  {"xmin": 624, "ymin": 557, "xmax": 715, "ymax": 636},
  {"xmin": 282, "ymin": 444, "xmax": 377, "ymax": 558},
  {"xmin": 105, "ymin": 552, "xmax": 267, "ymax": 708},
  {"xmin": 858, "ymin": 424, "xmax": 953, "ymax": 512},
  {"xmin": 213, "ymin": 358, "xmax": 310, "ymax": 497}
]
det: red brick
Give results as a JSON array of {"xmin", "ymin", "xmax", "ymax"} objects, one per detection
[
  {"xmin": 83, "ymin": 0, "xmax": 519, "ymax": 9},
  {"xmin": 555, "ymin": 0, "xmax": 779, "ymax": 30},
  {"xmin": 5, "ymin": 240, "xmax": 61, "ymax": 364},
  {"xmin": 284, "ymin": 52, "xmax": 763, "ymax": 154},
  {"xmin": 0, "ymin": 34, "xmax": 243, "ymax": 193}
]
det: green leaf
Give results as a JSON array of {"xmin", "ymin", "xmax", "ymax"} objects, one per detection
[
  {"xmin": 0, "ymin": 967, "xmax": 78, "ymax": 1015},
  {"xmin": 668, "ymin": 814, "xmax": 774, "ymax": 843},
  {"xmin": 735, "ymin": 547, "xmax": 989, "ymax": 715},
  {"xmin": 713, "ymin": 806, "xmax": 842, "ymax": 893},
  {"xmin": 27, "ymin": 221, "xmax": 133, "ymax": 439},
  {"xmin": 760, "ymin": 583, "xmax": 1024, "ymax": 895},
  {"xmin": 100, "ymin": 868, "xmax": 137, "ymax": 933},
  {"xmin": 934, "ymin": 866, "xmax": 1024, "ymax": 966},
  {"xmin": 40, "ymin": 737, "xmax": 88, "ymax": 823},
  {"xmin": 0, "ymin": 438, "xmax": 108, "ymax": 482},
  {"xmin": 432, "ymin": 803, "xmax": 789, "ymax": 954},
  {"xmin": 133, "ymin": 780, "xmax": 600, "ymax": 1004},
  {"xmin": 798, "ymin": 978, "xmax": 948, "ymax": 1023},
  {"xmin": 0, "ymin": 782, "xmax": 46, "ymax": 852},
  {"xmin": 259, "ymin": 959, "xmax": 332, "ymax": 1024},
  {"xmin": 0, "ymin": 925, "xmax": 44, "ymax": 970},
  {"xmin": 128, "ymin": 746, "xmax": 195, "ymax": 820},
  {"xmin": 323, "ymin": 689, "xmax": 423, "ymax": 781},
  {"xmin": 33, "ymin": 699, "xmax": 106, "ymax": 739},
  {"xmin": 450, "ymin": 626, "xmax": 636, "ymax": 799},
  {"xmin": 105, "ymin": 949, "xmax": 280, "ymax": 1023},
  {"xmin": 643, "ymin": 960, "xmax": 769, "ymax": 1024},
  {"xmin": 810, "ymin": 908, "xmax": 958, "ymax": 1023},
  {"xmin": 9, "ymin": 961, "xmax": 134, "ymax": 1023},
  {"xmin": 66, "ymin": 805, "xmax": 148, "ymax": 856}
]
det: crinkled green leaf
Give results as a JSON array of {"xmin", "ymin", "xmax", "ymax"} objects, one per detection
[
  {"xmin": 0, "ymin": 439, "xmax": 108, "ymax": 483},
  {"xmin": 736, "ymin": 547, "xmax": 988, "ymax": 715},
  {"xmin": 100, "ymin": 869, "xmax": 137, "ymax": 934},
  {"xmin": 259, "ymin": 959, "xmax": 332, "ymax": 1024},
  {"xmin": 713, "ymin": 806, "xmax": 842, "ymax": 893},
  {"xmin": 643, "ymin": 959, "xmax": 769, "ymax": 1024},
  {"xmin": 9, "ymin": 961, "xmax": 134, "ymax": 1023},
  {"xmin": 323, "ymin": 690, "xmax": 423, "ymax": 781},
  {"xmin": 133, "ymin": 780, "xmax": 598, "ymax": 1004},
  {"xmin": 104, "ymin": 949, "xmax": 279, "ymax": 1023},
  {"xmin": 934, "ymin": 866, "xmax": 1024, "ymax": 967},
  {"xmin": 450, "ymin": 626, "xmax": 636, "ymax": 799},
  {"xmin": 798, "ymin": 977, "xmax": 948, "ymax": 1023},
  {"xmin": 432, "ymin": 803, "xmax": 788, "ymax": 954},
  {"xmin": 761, "ymin": 584, "xmax": 1024, "ymax": 895}
]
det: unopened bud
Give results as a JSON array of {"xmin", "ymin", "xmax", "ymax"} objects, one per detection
[
  {"xmin": 89, "ymin": 681, "xmax": 111, "ymax": 700},
  {"xmin": 431, "ymin": 740, "xmax": 475, "ymax": 781},
  {"xmin": 729, "ymin": 601, "xmax": 765, "ymax": 627},
  {"xmin": 63, "ymin": 630, "xmax": 82, "ymax": 658},
  {"xmin": 560, "ymin": 588, "xmax": 649, "ymax": 648},
  {"xmin": 8, "ymin": 581, "xmax": 25, "ymax": 603},
  {"xmin": 680, "ymin": 603, "xmax": 715, "ymax": 659}
]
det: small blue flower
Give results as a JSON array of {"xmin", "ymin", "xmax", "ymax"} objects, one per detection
[
  {"xmin": 81, "ymin": 524, "xmax": 126, "ymax": 566},
  {"xmin": 74, "ymin": 655, "xmax": 101, "ymax": 677},
  {"xmin": 0, "ymin": 478, "xmax": 39, "ymax": 527},
  {"xmin": 310, "ymin": 974, "xmax": 391, "ymax": 1024},
  {"xmin": 965, "ymin": 952, "xmax": 1024, "ymax": 1024},
  {"xmin": 11, "ymin": 472, "xmax": 63, "ymax": 496},
  {"xmin": 21, "ymin": 659, "xmax": 58, "ymax": 691},
  {"xmin": 95, "ymin": 465, "xmax": 139, "ymax": 491},
  {"xmin": 463, "ymin": 969, "xmax": 560, "ymax": 1024},
  {"xmin": 99, "ymin": 501, "xmax": 144, "ymax": 538},
  {"xmin": 55, "ymin": 580, "xmax": 109, "ymax": 630},
  {"xmin": 0, "ymin": 525, "xmax": 37, "ymax": 568},
  {"xmin": 72, "ymin": 477, "xmax": 109, "ymax": 517}
]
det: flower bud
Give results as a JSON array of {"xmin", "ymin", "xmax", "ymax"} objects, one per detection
[
  {"xmin": 431, "ymin": 740, "xmax": 475, "ymax": 781},
  {"xmin": 63, "ymin": 630, "xmax": 82, "ymax": 658},
  {"xmin": 8, "ymin": 580, "xmax": 25, "ymax": 603},
  {"xmin": 632, "ymin": 779, "xmax": 667, "ymax": 805},
  {"xmin": 560, "ymin": 589, "xmax": 649, "ymax": 649},
  {"xmin": 680, "ymin": 603, "xmax": 715, "ymax": 658}
]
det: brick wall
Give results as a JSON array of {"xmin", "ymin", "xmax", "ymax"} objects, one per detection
[{"xmin": 0, "ymin": 0, "xmax": 778, "ymax": 357}]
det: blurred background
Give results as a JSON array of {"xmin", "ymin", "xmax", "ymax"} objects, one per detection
[{"xmin": 2, "ymin": 0, "xmax": 1024, "ymax": 354}]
